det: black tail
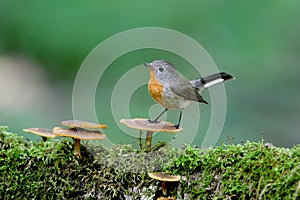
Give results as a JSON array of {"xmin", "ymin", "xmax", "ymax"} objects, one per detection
[{"xmin": 190, "ymin": 72, "xmax": 234, "ymax": 90}]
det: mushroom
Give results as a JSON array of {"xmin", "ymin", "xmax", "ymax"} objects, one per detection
[
  {"xmin": 61, "ymin": 120, "xmax": 107, "ymax": 129},
  {"xmin": 120, "ymin": 118, "xmax": 183, "ymax": 148},
  {"xmin": 23, "ymin": 128, "xmax": 55, "ymax": 142},
  {"xmin": 148, "ymin": 172, "xmax": 181, "ymax": 197},
  {"xmin": 53, "ymin": 126, "xmax": 106, "ymax": 159}
]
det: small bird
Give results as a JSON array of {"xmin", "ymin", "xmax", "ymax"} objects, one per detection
[{"xmin": 144, "ymin": 60, "xmax": 234, "ymax": 129}]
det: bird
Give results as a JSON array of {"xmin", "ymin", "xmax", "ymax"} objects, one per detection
[{"xmin": 144, "ymin": 60, "xmax": 234, "ymax": 129}]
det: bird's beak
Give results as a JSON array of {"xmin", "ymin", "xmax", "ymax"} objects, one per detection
[{"xmin": 144, "ymin": 62, "xmax": 152, "ymax": 68}]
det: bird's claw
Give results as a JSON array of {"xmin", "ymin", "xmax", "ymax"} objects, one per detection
[{"xmin": 148, "ymin": 119, "xmax": 160, "ymax": 124}]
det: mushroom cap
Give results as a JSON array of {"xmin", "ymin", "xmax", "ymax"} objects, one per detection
[
  {"xmin": 157, "ymin": 197, "xmax": 175, "ymax": 200},
  {"xmin": 23, "ymin": 128, "xmax": 55, "ymax": 138},
  {"xmin": 61, "ymin": 120, "xmax": 107, "ymax": 129},
  {"xmin": 120, "ymin": 118, "xmax": 183, "ymax": 133},
  {"xmin": 148, "ymin": 172, "xmax": 181, "ymax": 182},
  {"xmin": 53, "ymin": 127, "xmax": 106, "ymax": 140}
]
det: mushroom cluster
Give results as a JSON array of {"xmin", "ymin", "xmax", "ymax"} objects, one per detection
[
  {"xmin": 120, "ymin": 118, "xmax": 183, "ymax": 148},
  {"xmin": 53, "ymin": 120, "xmax": 107, "ymax": 159},
  {"xmin": 23, "ymin": 120, "xmax": 107, "ymax": 159}
]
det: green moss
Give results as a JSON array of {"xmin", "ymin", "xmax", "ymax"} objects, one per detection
[
  {"xmin": 165, "ymin": 143, "xmax": 300, "ymax": 199},
  {"xmin": 0, "ymin": 126, "xmax": 299, "ymax": 199}
]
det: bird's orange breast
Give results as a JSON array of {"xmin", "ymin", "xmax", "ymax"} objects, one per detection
[{"xmin": 148, "ymin": 69, "xmax": 164, "ymax": 103}]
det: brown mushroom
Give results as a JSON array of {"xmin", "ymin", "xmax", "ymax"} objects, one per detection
[
  {"xmin": 23, "ymin": 128, "xmax": 55, "ymax": 142},
  {"xmin": 120, "ymin": 118, "xmax": 183, "ymax": 148},
  {"xmin": 61, "ymin": 120, "xmax": 107, "ymax": 129},
  {"xmin": 148, "ymin": 172, "xmax": 181, "ymax": 197},
  {"xmin": 53, "ymin": 127, "xmax": 106, "ymax": 159}
]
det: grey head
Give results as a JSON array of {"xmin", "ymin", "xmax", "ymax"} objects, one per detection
[{"xmin": 144, "ymin": 60, "xmax": 180, "ymax": 85}]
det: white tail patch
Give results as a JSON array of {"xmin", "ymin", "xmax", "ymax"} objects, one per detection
[{"xmin": 204, "ymin": 78, "xmax": 224, "ymax": 88}]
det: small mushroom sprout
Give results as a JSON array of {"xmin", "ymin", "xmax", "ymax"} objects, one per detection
[
  {"xmin": 148, "ymin": 172, "xmax": 181, "ymax": 197},
  {"xmin": 157, "ymin": 197, "xmax": 176, "ymax": 200}
]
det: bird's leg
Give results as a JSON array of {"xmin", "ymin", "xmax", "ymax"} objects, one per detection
[
  {"xmin": 174, "ymin": 111, "xmax": 183, "ymax": 129},
  {"xmin": 148, "ymin": 108, "xmax": 168, "ymax": 123}
]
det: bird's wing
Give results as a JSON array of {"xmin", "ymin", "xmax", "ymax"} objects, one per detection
[{"xmin": 169, "ymin": 78, "xmax": 208, "ymax": 104}]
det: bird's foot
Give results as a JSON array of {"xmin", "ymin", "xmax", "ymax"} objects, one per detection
[{"xmin": 174, "ymin": 124, "xmax": 180, "ymax": 129}]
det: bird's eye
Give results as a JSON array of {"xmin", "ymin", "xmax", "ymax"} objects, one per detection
[{"xmin": 158, "ymin": 67, "xmax": 165, "ymax": 72}]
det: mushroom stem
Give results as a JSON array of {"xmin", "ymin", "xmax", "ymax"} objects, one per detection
[
  {"xmin": 162, "ymin": 181, "xmax": 167, "ymax": 196},
  {"xmin": 42, "ymin": 136, "xmax": 47, "ymax": 142},
  {"xmin": 139, "ymin": 130, "xmax": 143, "ymax": 150},
  {"xmin": 74, "ymin": 139, "xmax": 82, "ymax": 158},
  {"xmin": 145, "ymin": 131, "xmax": 153, "ymax": 148}
]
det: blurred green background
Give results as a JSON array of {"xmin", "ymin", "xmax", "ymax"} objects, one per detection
[{"xmin": 0, "ymin": 1, "xmax": 299, "ymax": 147}]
